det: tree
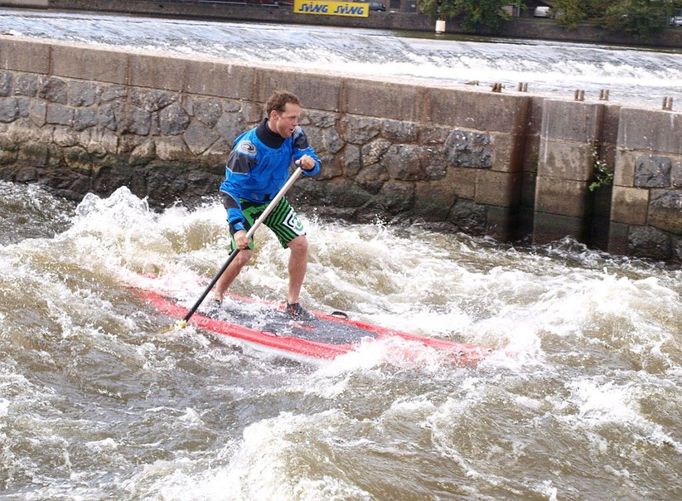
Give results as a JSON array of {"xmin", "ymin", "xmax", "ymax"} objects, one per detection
[
  {"xmin": 601, "ymin": 0, "xmax": 675, "ymax": 39},
  {"xmin": 418, "ymin": 0, "xmax": 525, "ymax": 33},
  {"xmin": 551, "ymin": 0, "xmax": 589, "ymax": 29}
]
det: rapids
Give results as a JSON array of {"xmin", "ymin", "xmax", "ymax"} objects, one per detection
[
  {"xmin": 1, "ymin": 9, "xmax": 681, "ymax": 499},
  {"xmin": 1, "ymin": 181, "xmax": 680, "ymax": 499}
]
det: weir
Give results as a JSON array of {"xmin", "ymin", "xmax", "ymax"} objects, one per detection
[{"xmin": 0, "ymin": 35, "xmax": 680, "ymax": 261}]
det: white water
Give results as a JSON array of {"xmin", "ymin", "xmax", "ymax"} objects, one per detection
[
  {"xmin": 1, "ymin": 8, "xmax": 682, "ymax": 107},
  {"xmin": 1, "ymin": 182, "xmax": 680, "ymax": 499},
  {"xmin": 1, "ymin": 9, "xmax": 682, "ymax": 499}
]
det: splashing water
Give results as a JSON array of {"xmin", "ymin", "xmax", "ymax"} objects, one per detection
[{"xmin": 0, "ymin": 181, "xmax": 680, "ymax": 499}]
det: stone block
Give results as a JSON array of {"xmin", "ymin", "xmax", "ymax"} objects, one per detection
[
  {"xmin": 541, "ymin": 99, "xmax": 604, "ymax": 142},
  {"xmin": 538, "ymin": 139, "xmax": 593, "ymax": 181},
  {"xmin": 490, "ymin": 132, "xmax": 524, "ymax": 173},
  {"xmin": 475, "ymin": 170, "xmax": 521, "ymax": 207},
  {"xmin": 14, "ymin": 73, "xmax": 43, "ymax": 97},
  {"xmin": 344, "ymin": 78, "xmax": 423, "ymax": 122},
  {"xmin": 429, "ymin": 87, "xmax": 530, "ymax": 134},
  {"xmin": 444, "ymin": 129, "xmax": 492, "ymax": 169},
  {"xmin": 39, "ymin": 77, "xmax": 68, "ymax": 104},
  {"xmin": 535, "ymin": 176, "xmax": 589, "ymax": 217},
  {"xmin": 0, "ymin": 37, "xmax": 50, "ymax": 73},
  {"xmin": 0, "ymin": 97, "xmax": 17, "ymax": 122},
  {"xmin": 382, "ymin": 119, "xmax": 418, "ymax": 143},
  {"xmin": 343, "ymin": 115, "xmax": 382, "ymax": 144},
  {"xmin": 610, "ymin": 186, "xmax": 648, "ymax": 225},
  {"xmin": 628, "ymin": 225, "xmax": 672, "ymax": 260},
  {"xmin": 448, "ymin": 199, "xmax": 486, "ymax": 234},
  {"xmin": 614, "ymin": 149, "xmax": 635, "ymax": 187},
  {"xmin": 45, "ymin": 103, "xmax": 74, "ymax": 126},
  {"xmin": 130, "ymin": 53, "xmax": 187, "ymax": 92},
  {"xmin": 648, "ymin": 189, "xmax": 682, "ymax": 234},
  {"xmin": 533, "ymin": 211, "xmax": 586, "ymax": 244},
  {"xmin": 414, "ymin": 180, "xmax": 455, "ymax": 220},
  {"xmin": 383, "ymin": 144, "xmax": 426, "ymax": 181},
  {"xmin": 0, "ymin": 71, "xmax": 11, "ymax": 96},
  {"xmin": 673, "ymin": 161, "xmax": 682, "ymax": 188},
  {"xmin": 184, "ymin": 120, "xmax": 220, "ymax": 155},
  {"xmin": 618, "ymin": 107, "xmax": 682, "ymax": 154},
  {"xmin": 51, "ymin": 44, "xmax": 128, "ymax": 85},
  {"xmin": 634, "ymin": 155, "xmax": 672, "ymax": 188},
  {"xmin": 68, "ymin": 81, "xmax": 99, "ymax": 107},
  {"xmin": 449, "ymin": 166, "xmax": 477, "ymax": 200}
]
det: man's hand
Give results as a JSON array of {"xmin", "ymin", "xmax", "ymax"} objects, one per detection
[
  {"xmin": 298, "ymin": 154, "xmax": 316, "ymax": 171},
  {"xmin": 234, "ymin": 230, "xmax": 249, "ymax": 250}
]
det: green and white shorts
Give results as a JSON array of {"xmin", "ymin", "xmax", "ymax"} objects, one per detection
[{"xmin": 229, "ymin": 197, "xmax": 306, "ymax": 251}]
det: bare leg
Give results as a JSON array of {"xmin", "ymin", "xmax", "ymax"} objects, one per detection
[
  {"xmin": 286, "ymin": 235, "xmax": 308, "ymax": 304},
  {"xmin": 213, "ymin": 250, "xmax": 252, "ymax": 301}
]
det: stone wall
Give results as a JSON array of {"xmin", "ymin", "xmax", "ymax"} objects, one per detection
[
  {"xmin": 0, "ymin": 35, "xmax": 680, "ymax": 261},
  {"xmin": 608, "ymin": 109, "xmax": 682, "ymax": 260}
]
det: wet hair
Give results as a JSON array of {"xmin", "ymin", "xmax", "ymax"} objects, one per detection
[{"xmin": 266, "ymin": 91, "xmax": 301, "ymax": 115}]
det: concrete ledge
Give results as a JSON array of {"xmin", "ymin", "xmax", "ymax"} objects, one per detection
[
  {"xmin": 541, "ymin": 100, "xmax": 604, "ymax": 142},
  {"xmin": 52, "ymin": 44, "xmax": 128, "ymax": 85},
  {"xmin": 344, "ymin": 79, "xmax": 423, "ymax": 123},
  {"xmin": 257, "ymin": 69, "xmax": 343, "ymax": 114},
  {"xmin": 130, "ymin": 53, "xmax": 187, "ymax": 92},
  {"xmin": 0, "ymin": 37, "xmax": 50, "ymax": 74},
  {"xmin": 429, "ymin": 88, "xmax": 530, "ymax": 134},
  {"xmin": 618, "ymin": 108, "xmax": 682, "ymax": 153}
]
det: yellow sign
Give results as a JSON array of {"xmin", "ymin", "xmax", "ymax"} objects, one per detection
[{"xmin": 293, "ymin": 0, "xmax": 369, "ymax": 17}]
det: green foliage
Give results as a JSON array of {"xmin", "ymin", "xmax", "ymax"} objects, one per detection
[
  {"xmin": 418, "ymin": 0, "xmax": 525, "ymax": 33},
  {"xmin": 418, "ymin": 0, "xmax": 676, "ymax": 39},
  {"xmin": 588, "ymin": 146, "xmax": 613, "ymax": 192},
  {"xmin": 601, "ymin": 0, "xmax": 675, "ymax": 39},
  {"xmin": 551, "ymin": 0, "xmax": 589, "ymax": 29}
]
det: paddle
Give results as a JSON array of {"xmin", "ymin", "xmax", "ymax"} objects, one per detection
[{"xmin": 175, "ymin": 165, "xmax": 305, "ymax": 329}]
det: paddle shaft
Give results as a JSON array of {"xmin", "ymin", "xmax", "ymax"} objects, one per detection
[{"xmin": 182, "ymin": 166, "xmax": 304, "ymax": 323}]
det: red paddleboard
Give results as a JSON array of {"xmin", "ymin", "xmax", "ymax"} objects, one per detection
[{"xmin": 136, "ymin": 288, "xmax": 491, "ymax": 366}]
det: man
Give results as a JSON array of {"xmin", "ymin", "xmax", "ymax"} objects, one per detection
[{"xmin": 213, "ymin": 90, "xmax": 321, "ymax": 317}]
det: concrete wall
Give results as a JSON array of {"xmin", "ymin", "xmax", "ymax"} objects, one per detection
[{"xmin": 0, "ymin": 36, "xmax": 680, "ymax": 261}]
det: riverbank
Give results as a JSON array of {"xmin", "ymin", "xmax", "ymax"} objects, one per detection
[{"xmin": 3, "ymin": 0, "xmax": 682, "ymax": 49}]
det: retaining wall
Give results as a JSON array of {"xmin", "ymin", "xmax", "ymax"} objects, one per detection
[{"xmin": 0, "ymin": 35, "xmax": 680, "ymax": 261}]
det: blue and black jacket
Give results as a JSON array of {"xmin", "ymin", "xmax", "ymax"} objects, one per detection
[{"xmin": 219, "ymin": 118, "xmax": 321, "ymax": 234}]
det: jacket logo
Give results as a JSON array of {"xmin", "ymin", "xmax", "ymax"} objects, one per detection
[{"xmin": 237, "ymin": 140, "xmax": 257, "ymax": 156}]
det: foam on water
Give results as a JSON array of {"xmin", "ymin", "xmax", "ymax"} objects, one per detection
[{"xmin": 1, "ymin": 183, "xmax": 681, "ymax": 498}]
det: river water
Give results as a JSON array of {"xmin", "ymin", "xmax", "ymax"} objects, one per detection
[
  {"xmin": 1, "ymin": 8, "xmax": 682, "ymax": 108},
  {"xmin": 1, "ymin": 8, "xmax": 681, "ymax": 501}
]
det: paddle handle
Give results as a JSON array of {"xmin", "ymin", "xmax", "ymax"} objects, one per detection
[{"xmin": 181, "ymin": 166, "xmax": 304, "ymax": 323}]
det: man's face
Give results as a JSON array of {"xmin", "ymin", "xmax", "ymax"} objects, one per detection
[{"xmin": 268, "ymin": 102, "xmax": 301, "ymax": 138}]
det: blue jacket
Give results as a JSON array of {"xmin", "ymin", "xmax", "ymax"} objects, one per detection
[{"xmin": 219, "ymin": 120, "xmax": 321, "ymax": 233}]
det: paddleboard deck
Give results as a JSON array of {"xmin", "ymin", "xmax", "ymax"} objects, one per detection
[{"xmin": 135, "ymin": 288, "xmax": 491, "ymax": 365}]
